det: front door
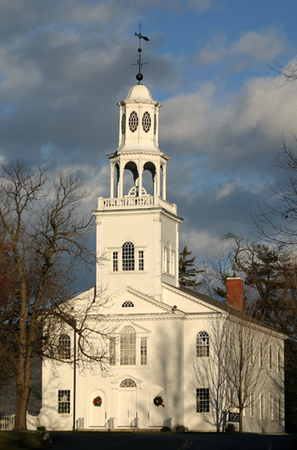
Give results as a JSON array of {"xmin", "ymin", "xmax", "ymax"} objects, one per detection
[{"xmin": 119, "ymin": 390, "xmax": 137, "ymax": 427}]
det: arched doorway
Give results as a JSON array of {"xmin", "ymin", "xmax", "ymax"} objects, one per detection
[{"xmin": 119, "ymin": 378, "xmax": 137, "ymax": 427}]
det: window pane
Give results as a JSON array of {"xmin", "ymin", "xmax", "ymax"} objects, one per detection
[
  {"xmin": 59, "ymin": 334, "xmax": 71, "ymax": 360},
  {"xmin": 196, "ymin": 388, "xmax": 210, "ymax": 413},
  {"xmin": 120, "ymin": 326, "xmax": 136, "ymax": 365},
  {"xmin": 122, "ymin": 242, "xmax": 135, "ymax": 271},
  {"xmin": 113, "ymin": 251, "xmax": 118, "ymax": 272},
  {"xmin": 109, "ymin": 338, "xmax": 116, "ymax": 365},
  {"xmin": 139, "ymin": 250, "xmax": 144, "ymax": 271},
  {"xmin": 141, "ymin": 337, "xmax": 147, "ymax": 365},
  {"xmin": 58, "ymin": 390, "xmax": 70, "ymax": 414},
  {"xmin": 197, "ymin": 331, "xmax": 209, "ymax": 357},
  {"xmin": 260, "ymin": 394, "xmax": 264, "ymax": 419},
  {"xmin": 269, "ymin": 345, "xmax": 273, "ymax": 370}
]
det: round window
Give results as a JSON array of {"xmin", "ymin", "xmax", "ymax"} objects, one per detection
[
  {"xmin": 129, "ymin": 111, "xmax": 138, "ymax": 132},
  {"xmin": 142, "ymin": 111, "xmax": 151, "ymax": 133}
]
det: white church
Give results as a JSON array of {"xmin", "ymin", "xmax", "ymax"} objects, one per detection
[{"xmin": 39, "ymin": 73, "xmax": 286, "ymax": 433}]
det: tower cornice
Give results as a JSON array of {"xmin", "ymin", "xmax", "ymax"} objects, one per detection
[{"xmin": 107, "ymin": 150, "xmax": 170, "ymax": 161}]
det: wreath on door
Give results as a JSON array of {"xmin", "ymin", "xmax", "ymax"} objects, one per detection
[
  {"xmin": 93, "ymin": 396, "xmax": 102, "ymax": 407},
  {"xmin": 153, "ymin": 396, "xmax": 164, "ymax": 407}
]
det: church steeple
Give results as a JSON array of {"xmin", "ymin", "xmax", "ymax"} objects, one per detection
[
  {"xmin": 94, "ymin": 37, "xmax": 182, "ymax": 300},
  {"xmin": 107, "ymin": 83, "xmax": 169, "ymax": 200}
]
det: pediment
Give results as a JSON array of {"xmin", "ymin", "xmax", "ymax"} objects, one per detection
[
  {"xmin": 162, "ymin": 283, "xmax": 225, "ymax": 315},
  {"xmin": 103, "ymin": 287, "xmax": 174, "ymax": 316}
]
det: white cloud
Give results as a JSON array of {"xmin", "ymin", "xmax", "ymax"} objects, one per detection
[
  {"xmin": 229, "ymin": 29, "xmax": 285, "ymax": 62},
  {"xmin": 161, "ymin": 66, "xmax": 297, "ymax": 162},
  {"xmin": 180, "ymin": 228, "xmax": 222, "ymax": 260},
  {"xmin": 195, "ymin": 28, "xmax": 286, "ymax": 70}
]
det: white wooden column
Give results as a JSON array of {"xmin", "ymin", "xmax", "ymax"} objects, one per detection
[
  {"xmin": 138, "ymin": 160, "xmax": 143, "ymax": 197},
  {"xmin": 162, "ymin": 164, "xmax": 167, "ymax": 200},
  {"xmin": 110, "ymin": 163, "xmax": 114, "ymax": 198}
]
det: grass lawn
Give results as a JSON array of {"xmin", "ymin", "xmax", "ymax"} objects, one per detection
[{"xmin": 0, "ymin": 431, "xmax": 44, "ymax": 450}]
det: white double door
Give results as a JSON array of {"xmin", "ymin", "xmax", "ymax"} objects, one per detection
[{"xmin": 119, "ymin": 390, "xmax": 137, "ymax": 427}]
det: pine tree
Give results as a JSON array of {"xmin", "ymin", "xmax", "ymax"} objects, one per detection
[{"xmin": 179, "ymin": 246, "xmax": 202, "ymax": 287}]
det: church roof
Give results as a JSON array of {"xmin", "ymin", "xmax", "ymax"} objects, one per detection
[
  {"xmin": 168, "ymin": 283, "xmax": 287, "ymax": 339},
  {"xmin": 124, "ymin": 83, "xmax": 156, "ymax": 103}
]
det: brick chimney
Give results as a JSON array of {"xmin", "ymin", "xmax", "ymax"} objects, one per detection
[{"xmin": 226, "ymin": 277, "xmax": 244, "ymax": 311}]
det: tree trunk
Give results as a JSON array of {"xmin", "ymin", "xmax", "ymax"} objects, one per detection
[
  {"xmin": 13, "ymin": 354, "xmax": 32, "ymax": 430},
  {"xmin": 239, "ymin": 408, "xmax": 243, "ymax": 433}
]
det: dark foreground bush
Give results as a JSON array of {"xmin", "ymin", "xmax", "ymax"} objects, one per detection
[{"xmin": 0, "ymin": 431, "xmax": 43, "ymax": 450}]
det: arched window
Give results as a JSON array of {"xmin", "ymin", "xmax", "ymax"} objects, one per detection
[
  {"xmin": 122, "ymin": 241, "xmax": 135, "ymax": 271},
  {"xmin": 120, "ymin": 326, "xmax": 136, "ymax": 365},
  {"xmin": 197, "ymin": 331, "xmax": 209, "ymax": 357},
  {"xmin": 122, "ymin": 301, "xmax": 134, "ymax": 307},
  {"xmin": 59, "ymin": 334, "xmax": 71, "ymax": 360},
  {"xmin": 120, "ymin": 378, "xmax": 137, "ymax": 387}
]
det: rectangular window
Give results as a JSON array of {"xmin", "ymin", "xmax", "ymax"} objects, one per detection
[
  {"xmin": 113, "ymin": 251, "xmax": 118, "ymax": 272},
  {"xmin": 109, "ymin": 337, "xmax": 116, "ymax": 365},
  {"xmin": 269, "ymin": 345, "xmax": 273, "ymax": 370},
  {"xmin": 270, "ymin": 395, "xmax": 274, "ymax": 420},
  {"xmin": 140, "ymin": 337, "xmax": 147, "ymax": 365},
  {"xmin": 260, "ymin": 394, "xmax": 265, "ymax": 419},
  {"xmin": 250, "ymin": 393, "xmax": 255, "ymax": 418},
  {"xmin": 58, "ymin": 390, "xmax": 70, "ymax": 414},
  {"xmin": 196, "ymin": 388, "xmax": 210, "ymax": 413},
  {"xmin": 259, "ymin": 342, "xmax": 263, "ymax": 368},
  {"xmin": 250, "ymin": 339, "xmax": 254, "ymax": 364},
  {"xmin": 277, "ymin": 348, "xmax": 281, "ymax": 372},
  {"xmin": 139, "ymin": 250, "xmax": 144, "ymax": 271},
  {"xmin": 277, "ymin": 398, "xmax": 282, "ymax": 421}
]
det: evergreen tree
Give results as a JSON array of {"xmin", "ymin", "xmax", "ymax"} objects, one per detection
[{"xmin": 179, "ymin": 246, "xmax": 202, "ymax": 287}]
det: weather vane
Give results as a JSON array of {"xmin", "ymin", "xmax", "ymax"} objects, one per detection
[{"xmin": 133, "ymin": 20, "xmax": 149, "ymax": 83}]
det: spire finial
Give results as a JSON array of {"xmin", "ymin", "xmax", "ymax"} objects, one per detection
[{"xmin": 133, "ymin": 20, "xmax": 149, "ymax": 83}]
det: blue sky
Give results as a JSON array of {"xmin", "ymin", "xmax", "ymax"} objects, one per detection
[{"xmin": 0, "ymin": 0, "xmax": 297, "ymax": 290}]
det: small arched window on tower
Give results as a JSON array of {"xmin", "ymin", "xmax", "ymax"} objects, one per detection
[
  {"xmin": 59, "ymin": 334, "xmax": 71, "ymax": 360},
  {"xmin": 122, "ymin": 241, "xmax": 135, "ymax": 271},
  {"xmin": 197, "ymin": 331, "xmax": 209, "ymax": 357}
]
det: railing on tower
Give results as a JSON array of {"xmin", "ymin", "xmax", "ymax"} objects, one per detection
[{"xmin": 97, "ymin": 195, "xmax": 177, "ymax": 215}]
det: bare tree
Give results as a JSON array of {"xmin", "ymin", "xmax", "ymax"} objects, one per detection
[
  {"xmin": 256, "ymin": 138, "xmax": 297, "ymax": 249},
  {"xmin": 0, "ymin": 161, "xmax": 110, "ymax": 430},
  {"xmin": 191, "ymin": 318, "xmax": 230, "ymax": 432},
  {"xmin": 221, "ymin": 311, "xmax": 272, "ymax": 433}
]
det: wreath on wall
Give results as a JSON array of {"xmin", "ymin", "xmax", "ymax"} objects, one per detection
[
  {"xmin": 153, "ymin": 396, "xmax": 164, "ymax": 407},
  {"xmin": 93, "ymin": 396, "xmax": 102, "ymax": 407}
]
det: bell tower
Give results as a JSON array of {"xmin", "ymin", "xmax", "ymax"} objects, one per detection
[{"xmin": 93, "ymin": 31, "xmax": 183, "ymax": 301}]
